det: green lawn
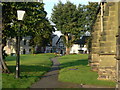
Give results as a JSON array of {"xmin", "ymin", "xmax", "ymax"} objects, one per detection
[
  {"xmin": 2, "ymin": 53, "xmax": 56, "ymax": 88},
  {"xmin": 58, "ymin": 54, "xmax": 116, "ymax": 87}
]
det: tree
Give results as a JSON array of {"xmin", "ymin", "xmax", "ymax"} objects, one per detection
[
  {"xmin": 0, "ymin": 2, "xmax": 11, "ymax": 73},
  {"xmin": 84, "ymin": 2, "xmax": 99, "ymax": 31},
  {"xmin": 1, "ymin": 2, "xmax": 53, "ymax": 73},
  {"xmin": 83, "ymin": 2, "xmax": 99, "ymax": 53},
  {"xmin": 51, "ymin": 1, "xmax": 99, "ymax": 55},
  {"xmin": 51, "ymin": 1, "xmax": 83, "ymax": 55},
  {"xmin": 29, "ymin": 18, "xmax": 55, "ymax": 54}
]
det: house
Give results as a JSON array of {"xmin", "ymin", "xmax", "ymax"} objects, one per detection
[
  {"xmin": 4, "ymin": 36, "xmax": 32, "ymax": 55},
  {"xmin": 55, "ymin": 36, "xmax": 66, "ymax": 55},
  {"xmin": 4, "ymin": 30, "xmax": 90, "ymax": 55},
  {"xmin": 70, "ymin": 31, "xmax": 90, "ymax": 54},
  {"xmin": 20, "ymin": 36, "xmax": 32, "ymax": 54},
  {"xmin": 70, "ymin": 44, "xmax": 80, "ymax": 54},
  {"xmin": 50, "ymin": 31, "xmax": 66, "ymax": 54},
  {"xmin": 51, "ymin": 31, "xmax": 90, "ymax": 54},
  {"xmin": 51, "ymin": 34, "xmax": 59, "ymax": 53},
  {"xmin": 4, "ymin": 38, "xmax": 16, "ymax": 55},
  {"xmin": 4, "ymin": 31, "xmax": 62, "ymax": 55},
  {"xmin": 45, "ymin": 45, "xmax": 52, "ymax": 53},
  {"xmin": 51, "ymin": 34, "xmax": 66, "ymax": 54}
]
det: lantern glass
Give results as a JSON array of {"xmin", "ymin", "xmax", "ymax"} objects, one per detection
[{"xmin": 17, "ymin": 10, "xmax": 25, "ymax": 20}]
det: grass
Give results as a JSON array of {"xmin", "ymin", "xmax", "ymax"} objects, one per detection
[
  {"xmin": 2, "ymin": 53, "xmax": 56, "ymax": 88},
  {"xmin": 58, "ymin": 54, "xmax": 116, "ymax": 87}
]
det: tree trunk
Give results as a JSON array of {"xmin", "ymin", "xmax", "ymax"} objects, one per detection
[
  {"xmin": 66, "ymin": 47, "xmax": 70, "ymax": 55},
  {"xmin": 31, "ymin": 46, "xmax": 35, "ymax": 54},
  {"xmin": 0, "ymin": 30, "xmax": 10, "ymax": 73},
  {"xmin": 65, "ymin": 34, "xmax": 70, "ymax": 55},
  {"xmin": 0, "ymin": 4, "xmax": 10, "ymax": 73}
]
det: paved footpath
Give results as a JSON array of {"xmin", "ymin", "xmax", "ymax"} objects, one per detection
[
  {"xmin": 30, "ymin": 57, "xmax": 115, "ymax": 89},
  {"xmin": 30, "ymin": 57, "xmax": 82, "ymax": 88}
]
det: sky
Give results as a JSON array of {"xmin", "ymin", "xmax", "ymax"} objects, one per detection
[{"xmin": 43, "ymin": 0, "xmax": 100, "ymax": 19}]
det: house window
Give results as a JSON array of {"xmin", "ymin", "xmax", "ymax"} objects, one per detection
[
  {"xmin": 73, "ymin": 50, "xmax": 75, "ymax": 53},
  {"xmin": 29, "ymin": 49, "xmax": 31, "ymax": 53},
  {"xmin": 23, "ymin": 49, "xmax": 26, "ymax": 54},
  {"xmin": 24, "ymin": 40, "xmax": 26, "ymax": 45},
  {"xmin": 60, "ymin": 46, "xmax": 63, "ymax": 48},
  {"xmin": 80, "ymin": 44, "xmax": 84, "ymax": 47}
]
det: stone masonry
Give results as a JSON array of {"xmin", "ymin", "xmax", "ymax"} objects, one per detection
[{"xmin": 90, "ymin": 2, "xmax": 120, "ymax": 81}]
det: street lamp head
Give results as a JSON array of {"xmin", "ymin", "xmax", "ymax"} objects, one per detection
[{"xmin": 17, "ymin": 10, "xmax": 25, "ymax": 20}]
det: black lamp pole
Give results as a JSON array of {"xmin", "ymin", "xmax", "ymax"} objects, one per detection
[
  {"xmin": 16, "ymin": 23, "xmax": 21, "ymax": 78},
  {"xmin": 16, "ymin": 10, "xmax": 25, "ymax": 78}
]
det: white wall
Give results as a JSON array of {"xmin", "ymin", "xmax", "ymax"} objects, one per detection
[
  {"xmin": 70, "ymin": 44, "xmax": 80, "ymax": 54},
  {"xmin": 70, "ymin": 44, "xmax": 89, "ymax": 54},
  {"xmin": 80, "ymin": 45, "xmax": 89, "ymax": 54}
]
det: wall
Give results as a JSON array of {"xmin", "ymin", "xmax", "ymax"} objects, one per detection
[
  {"xmin": 70, "ymin": 44, "xmax": 80, "ymax": 54},
  {"xmin": 91, "ymin": 2, "xmax": 120, "ymax": 81}
]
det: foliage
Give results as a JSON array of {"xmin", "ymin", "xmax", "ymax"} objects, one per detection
[
  {"xmin": 2, "ymin": 2, "xmax": 54, "ymax": 53},
  {"xmin": 51, "ymin": 1, "xmax": 82, "ymax": 35},
  {"xmin": 51, "ymin": 1, "xmax": 83, "ymax": 54},
  {"xmin": 2, "ymin": 2, "xmax": 47, "ymax": 38},
  {"xmin": 84, "ymin": 2, "xmax": 99, "ymax": 31},
  {"xmin": 51, "ymin": 1, "xmax": 99, "ymax": 54},
  {"xmin": 84, "ymin": 2, "xmax": 99, "ymax": 53},
  {"xmin": 58, "ymin": 54, "xmax": 116, "ymax": 87},
  {"xmin": 2, "ymin": 53, "xmax": 56, "ymax": 88},
  {"xmin": 62, "ymin": 34, "xmax": 75, "ymax": 48},
  {"xmin": 29, "ymin": 19, "xmax": 55, "ymax": 50},
  {"xmin": 2, "ymin": 2, "xmax": 53, "ymax": 72},
  {"xmin": 51, "ymin": 1, "xmax": 99, "ymax": 35}
]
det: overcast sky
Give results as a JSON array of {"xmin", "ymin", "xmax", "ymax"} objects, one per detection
[{"xmin": 43, "ymin": 0, "xmax": 100, "ymax": 19}]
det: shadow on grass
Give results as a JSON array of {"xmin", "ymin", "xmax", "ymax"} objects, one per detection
[
  {"xmin": 7, "ymin": 65, "xmax": 51, "ymax": 78},
  {"xmin": 5, "ymin": 56, "xmax": 16, "ymax": 61},
  {"xmin": 60, "ymin": 59, "xmax": 88, "ymax": 69}
]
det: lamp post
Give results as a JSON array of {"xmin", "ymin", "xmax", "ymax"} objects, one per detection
[{"xmin": 16, "ymin": 10, "xmax": 25, "ymax": 78}]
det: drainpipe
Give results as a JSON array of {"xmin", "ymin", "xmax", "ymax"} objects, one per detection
[{"xmin": 101, "ymin": 2, "xmax": 104, "ymax": 32}]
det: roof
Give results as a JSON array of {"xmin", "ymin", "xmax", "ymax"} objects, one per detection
[
  {"xmin": 74, "ymin": 36, "xmax": 89, "ymax": 44},
  {"xmin": 56, "ymin": 36, "xmax": 63, "ymax": 45}
]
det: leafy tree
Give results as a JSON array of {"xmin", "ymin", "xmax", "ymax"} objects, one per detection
[
  {"xmin": 1, "ymin": 2, "xmax": 53, "ymax": 73},
  {"xmin": 2, "ymin": 2, "xmax": 47, "ymax": 38},
  {"xmin": 51, "ymin": 1, "xmax": 99, "ymax": 55},
  {"xmin": 83, "ymin": 2, "xmax": 99, "ymax": 53},
  {"xmin": 29, "ymin": 18, "xmax": 55, "ymax": 54},
  {"xmin": 84, "ymin": 2, "xmax": 99, "ymax": 31},
  {"xmin": 51, "ymin": 1, "xmax": 83, "ymax": 55}
]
